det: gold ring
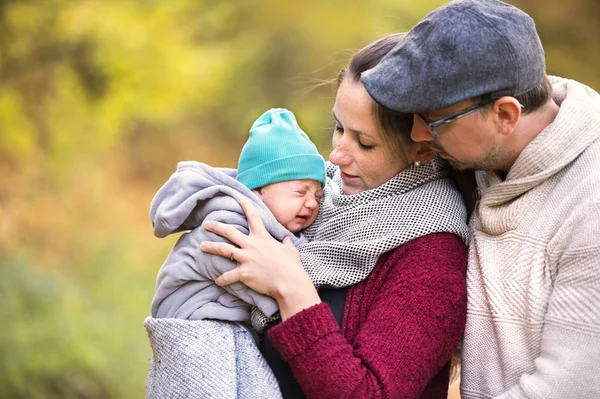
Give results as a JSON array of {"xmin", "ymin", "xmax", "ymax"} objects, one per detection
[{"xmin": 229, "ymin": 247, "xmax": 236, "ymax": 261}]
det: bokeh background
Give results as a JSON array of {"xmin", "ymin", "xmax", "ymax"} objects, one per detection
[{"xmin": 0, "ymin": 0, "xmax": 598, "ymax": 397}]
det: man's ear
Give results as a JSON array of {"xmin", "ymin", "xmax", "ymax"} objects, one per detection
[
  {"xmin": 413, "ymin": 143, "xmax": 436, "ymax": 164},
  {"xmin": 493, "ymin": 97, "xmax": 522, "ymax": 136}
]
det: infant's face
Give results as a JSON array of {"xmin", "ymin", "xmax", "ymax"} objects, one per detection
[{"xmin": 254, "ymin": 179, "xmax": 323, "ymax": 232}]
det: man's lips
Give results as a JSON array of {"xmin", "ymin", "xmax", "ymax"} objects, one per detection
[
  {"xmin": 429, "ymin": 146, "xmax": 449, "ymax": 158},
  {"xmin": 435, "ymin": 150, "xmax": 450, "ymax": 159}
]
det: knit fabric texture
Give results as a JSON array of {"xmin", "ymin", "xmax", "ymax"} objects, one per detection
[
  {"xmin": 299, "ymin": 156, "xmax": 470, "ymax": 288},
  {"xmin": 144, "ymin": 318, "xmax": 281, "ymax": 399},
  {"xmin": 251, "ymin": 156, "xmax": 471, "ymax": 331},
  {"xmin": 461, "ymin": 76, "xmax": 600, "ymax": 398},
  {"xmin": 236, "ymin": 108, "xmax": 325, "ymax": 190},
  {"xmin": 268, "ymin": 233, "xmax": 469, "ymax": 398},
  {"xmin": 362, "ymin": 0, "xmax": 546, "ymax": 113}
]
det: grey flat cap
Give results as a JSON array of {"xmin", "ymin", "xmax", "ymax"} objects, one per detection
[{"xmin": 361, "ymin": 0, "xmax": 546, "ymax": 113}]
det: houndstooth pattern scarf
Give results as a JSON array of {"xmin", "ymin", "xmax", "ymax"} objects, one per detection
[{"xmin": 252, "ymin": 157, "xmax": 471, "ymax": 331}]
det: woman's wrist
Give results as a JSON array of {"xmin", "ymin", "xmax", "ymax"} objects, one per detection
[{"xmin": 274, "ymin": 275, "xmax": 321, "ymax": 321}]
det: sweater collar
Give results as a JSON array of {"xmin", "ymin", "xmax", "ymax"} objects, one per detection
[{"xmin": 477, "ymin": 76, "xmax": 600, "ymax": 206}]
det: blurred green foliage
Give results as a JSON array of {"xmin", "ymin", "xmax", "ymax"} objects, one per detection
[{"xmin": 0, "ymin": 0, "xmax": 598, "ymax": 397}]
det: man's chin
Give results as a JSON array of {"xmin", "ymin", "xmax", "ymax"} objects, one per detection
[
  {"xmin": 448, "ymin": 159, "xmax": 472, "ymax": 171},
  {"xmin": 449, "ymin": 161, "xmax": 487, "ymax": 173}
]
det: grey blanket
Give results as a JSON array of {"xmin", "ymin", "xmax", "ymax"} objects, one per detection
[
  {"xmin": 145, "ymin": 161, "xmax": 304, "ymax": 398},
  {"xmin": 150, "ymin": 161, "xmax": 307, "ymax": 321},
  {"xmin": 145, "ymin": 317, "xmax": 281, "ymax": 399}
]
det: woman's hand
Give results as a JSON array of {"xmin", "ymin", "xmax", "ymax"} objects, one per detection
[{"xmin": 200, "ymin": 197, "xmax": 321, "ymax": 320}]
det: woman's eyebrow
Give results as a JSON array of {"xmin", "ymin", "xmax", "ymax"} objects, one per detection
[
  {"xmin": 331, "ymin": 111, "xmax": 370, "ymax": 138},
  {"xmin": 331, "ymin": 111, "xmax": 340, "ymax": 125}
]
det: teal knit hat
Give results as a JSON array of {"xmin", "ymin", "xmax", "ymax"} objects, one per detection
[{"xmin": 237, "ymin": 108, "xmax": 326, "ymax": 190}]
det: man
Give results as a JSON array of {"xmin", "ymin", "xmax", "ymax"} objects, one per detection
[{"xmin": 361, "ymin": 0, "xmax": 600, "ymax": 398}]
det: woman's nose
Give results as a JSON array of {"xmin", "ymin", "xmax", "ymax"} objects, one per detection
[{"xmin": 329, "ymin": 142, "xmax": 352, "ymax": 166}]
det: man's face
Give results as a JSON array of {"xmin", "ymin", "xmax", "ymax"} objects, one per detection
[
  {"xmin": 254, "ymin": 179, "xmax": 322, "ymax": 232},
  {"xmin": 411, "ymin": 99, "xmax": 511, "ymax": 171}
]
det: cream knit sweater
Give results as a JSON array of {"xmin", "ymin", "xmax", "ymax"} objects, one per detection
[{"xmin": 461, "ymin": 76, "xmax": 600, "ymax": 399}]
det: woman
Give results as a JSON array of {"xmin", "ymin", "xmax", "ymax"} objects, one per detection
[{"xmin": 201, "ymin": 33, "xmax": 471, "ymax": 398}]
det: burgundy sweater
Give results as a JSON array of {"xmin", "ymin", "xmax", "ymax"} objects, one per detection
[{"xmin": 268, "ymin": 232, "xmax": 468, "ymax": 399}]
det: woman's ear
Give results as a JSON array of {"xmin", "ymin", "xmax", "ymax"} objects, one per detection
[
  {"xmin": 413, "ymin": 143, "xmax": 436, "ymax": 164},
  {"xmin": 493, "ymin": 96, "xmax": 522, "ymax": 136}
]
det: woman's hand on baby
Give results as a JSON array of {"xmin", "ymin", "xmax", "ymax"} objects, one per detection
[
  {"xmin": 201, "ymin": 215, "xmax": 300, "ymax": 299},
  {"xmin": 201, "ymin": 197, "xmax": 320, "ymax": 320}
]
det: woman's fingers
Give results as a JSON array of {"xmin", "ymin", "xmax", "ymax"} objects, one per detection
[
  {"xmin": 215, "ymin": 269, "xmax": 240, "ymax": 287},
  {"xmin": 282, "ymin": 236, "xmax": 295, "ymax": 248},
  {"xmin": 203, "ymin": 219, "xmax": 247, "ymax": 247},
  {"xmin": 239, "ymin": 197, "xmax": 269, "ymax": 236},
  {"xmin": 202, "ymin": 197, "xmax": 273, "ymax": 252},
  {"xmin": 200, "ymin": 241, "xmax": 241, "ymax": 262},
  {"xmin": 200, "ymin": 241, "xmax": 244, "ymax": 286},
  {"xmin": 201, "ymin": 197, "xmax": 306, "ymax": 299}
]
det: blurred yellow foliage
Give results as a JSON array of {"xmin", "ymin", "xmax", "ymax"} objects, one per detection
[
  {"xmin": 0, "ymin": 90, "xmax": 37, "ymax": 160},
  {"xmin": 0, "ymin": 0, "xmax": 598, "ymax": 397}
]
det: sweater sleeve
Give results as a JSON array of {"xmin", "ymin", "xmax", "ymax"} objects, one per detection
[
  {"xmin": 493, "ymin": 203, "xmax": 600, "ymax": 399},
  {"xmin": 268, "ymin": 232, "xmax": 468, "ymax": 399}
]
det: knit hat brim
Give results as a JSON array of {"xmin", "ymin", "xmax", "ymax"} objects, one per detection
[{"xmin": 236, "ymin": 154, "xmax": 326, "ymax": 190}]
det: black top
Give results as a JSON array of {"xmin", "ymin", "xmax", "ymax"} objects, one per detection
[{"xmin": 260, "ymin": 287, "xmax": 349, "ymax": 399}]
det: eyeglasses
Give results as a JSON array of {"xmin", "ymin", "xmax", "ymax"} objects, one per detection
[{"xmin": 416, "ymin": 98, "xmax": 496, "ymax": 140}]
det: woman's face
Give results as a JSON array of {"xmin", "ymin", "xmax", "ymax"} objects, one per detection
[{"xmin": 330, "ymin": 79, "xmax": 413, "ymax": 195}]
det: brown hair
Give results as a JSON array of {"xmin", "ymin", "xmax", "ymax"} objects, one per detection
[
  {"xmin": 337, "ymin": 33, "xmax": 414, "ymax": 159},
  {"xmin": 479, "ymin": 75, "xmax": 552, "ymax": 115},
  {"xmin": 515, "ymin": 75, "xmax": 553, "ymax": 114}
]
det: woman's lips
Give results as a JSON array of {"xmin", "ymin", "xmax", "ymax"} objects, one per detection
[{"xmin": 340, "ymin": 171, "xmax": 360, "ymax": 183}]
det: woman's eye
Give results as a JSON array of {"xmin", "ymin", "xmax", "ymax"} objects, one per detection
[
  {"xmin": 334, "ymin": 125, "xmax": 343, "ymax": 133},
  {"xmin": 359, "ymin": 142, "xmax": 375, "ymax": 150}
]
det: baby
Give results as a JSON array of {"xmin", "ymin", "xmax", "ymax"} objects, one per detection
[
  {"xmin": 148, "ymin": 107, "xmax": 325, "ymax": 321},
  {"xmin": 145, "ymin": 108, "xmax": 325, "ymax": 399},
  {"xmin": 237, "ymin": 107, "xmax": 324, "ymax": 233}
]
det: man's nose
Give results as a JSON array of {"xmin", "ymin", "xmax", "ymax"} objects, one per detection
[{"xmin": 411, "ymin": 115, "xmax": 436, "ymax": 142}]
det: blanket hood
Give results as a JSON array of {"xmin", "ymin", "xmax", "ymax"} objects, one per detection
[{"xmin": 150, "ymin": 161, "xmax": 294, "ymax": 240}]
